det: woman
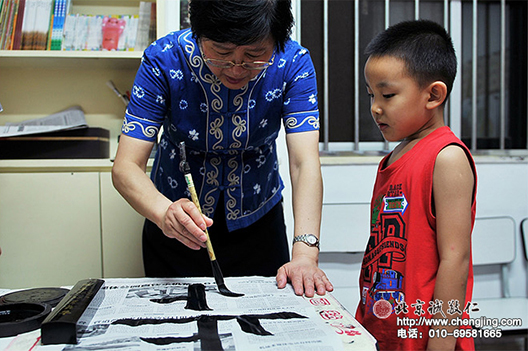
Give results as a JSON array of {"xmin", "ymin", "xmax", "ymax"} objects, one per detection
[{"xmin": 112, "ymin": 0, "xmax": 332, "ymax": 297}]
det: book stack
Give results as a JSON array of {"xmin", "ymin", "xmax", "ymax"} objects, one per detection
[
  {"xmin": 49, "ymin": 0, "xmax": 69, "ymax": 50},
  {"xmin": 0, "ymin": 0, "xmax": 22, "ymax": 49},
  {"xmin": 133, "ymin": 1, "xmax": 156, "ymax": 52},
  {"xmin": 62, "ymin": 14, "xmax": 141, "ymax": 51},
  {"xmin": 0, "ymin": 0, "xmax": 156, "ymax": 51}
]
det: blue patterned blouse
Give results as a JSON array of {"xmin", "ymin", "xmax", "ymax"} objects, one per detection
[{"xmin": 122, "ymin": 29, "xmax": 319, "ymax": 231}]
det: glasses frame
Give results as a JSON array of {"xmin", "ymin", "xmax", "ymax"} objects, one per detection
[{"xmin": 200, "ymin": 42, "xmax": 275, "ymax": 71}]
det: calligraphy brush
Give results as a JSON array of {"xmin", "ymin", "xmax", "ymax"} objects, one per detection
[{"xmin": 179, "ymin": 142, "xmax": 244, "ymax": 297}]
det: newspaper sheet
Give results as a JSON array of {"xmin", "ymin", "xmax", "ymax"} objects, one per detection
[
  {"xmin": 0, "ymin": 107, "xmax": 87, "ymax": 138},
  {"xmin": 1, "ymin": 277, "xmax": 377, "ymax": 351}
]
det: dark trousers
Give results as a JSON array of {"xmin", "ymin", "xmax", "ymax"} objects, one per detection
[{"xmin": 142, "ymin": 197, "xmax": 289, "ymax": 278}]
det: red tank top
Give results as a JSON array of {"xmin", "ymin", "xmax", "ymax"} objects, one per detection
[{"xmin": 355, "ymin": 127, "xmax": 477, "ymax": 351}]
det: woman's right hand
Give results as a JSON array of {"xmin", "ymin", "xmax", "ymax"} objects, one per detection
[{"xmin": 160, "ymin": 198, "xmax": 213, "ymax": 250}]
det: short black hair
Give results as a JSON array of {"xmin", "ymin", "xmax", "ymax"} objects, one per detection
[
  {"xmin": 365, "ymin": 20, "xmax": 457, "ymax": 100},
  {"xmin": 189, "ymin": 0, "xmax": 294, "ymax": 52}
]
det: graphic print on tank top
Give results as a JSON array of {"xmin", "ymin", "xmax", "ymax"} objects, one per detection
[{"xmin": 361, "ymin": 183, "xmax": 408, "ymax": 318}]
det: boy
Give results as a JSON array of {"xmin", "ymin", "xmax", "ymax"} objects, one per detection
[{"xmin": 355, "ymin": 20, "xmax": 477, "ymax": 351}]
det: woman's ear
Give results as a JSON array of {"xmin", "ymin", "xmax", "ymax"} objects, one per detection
[{"xmin": 426, "ymin": 81, "xmax": 448, "ymax": 110}]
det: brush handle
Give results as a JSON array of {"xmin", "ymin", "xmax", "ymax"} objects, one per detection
[{"xmin": 184, "ymin": 173, "xmax": 216, "ymax": 261}]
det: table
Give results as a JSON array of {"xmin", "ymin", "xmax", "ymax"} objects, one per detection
[{"xmin": 1, "ymin": 277, "xmax": 376, "ymax": 351}]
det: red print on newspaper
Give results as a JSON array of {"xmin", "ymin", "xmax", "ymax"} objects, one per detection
[{"xmin": 319, "ymin": 310, "xmax": 344, "ymax": 320}]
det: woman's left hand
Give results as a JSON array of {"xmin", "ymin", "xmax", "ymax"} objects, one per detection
[{"xmin": 276, "ymin": 255, "xmax": 334, "ymax": 297}]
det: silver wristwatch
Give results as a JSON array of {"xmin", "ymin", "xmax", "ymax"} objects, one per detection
[{"xmin": 292, "ymin": 234, "xmax": 320, "ymax": 249}]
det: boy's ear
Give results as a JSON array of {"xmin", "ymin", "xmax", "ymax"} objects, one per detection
[{"xmin": 426, "ymin": 81, "xmax": 448, "ymax": 109}]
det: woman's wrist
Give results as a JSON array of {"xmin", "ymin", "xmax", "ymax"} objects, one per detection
[{"xmin": 291, "ymin": 242, "xmax": 320, "ymax": 263}]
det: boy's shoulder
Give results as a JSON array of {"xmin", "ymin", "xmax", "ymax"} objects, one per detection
[
  {"xmin": 415, "ymin": 126, "xmax": 467, "ymax": 152},
  {"xmin": 387, "ymin": 126, "xmax": 474, "ymax": 169}
]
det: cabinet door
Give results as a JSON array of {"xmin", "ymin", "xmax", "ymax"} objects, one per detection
[
  {"xmin": 99, "ymin": 172, "xmax": 145, "ymax": 278},
  {"xmin": 320, "ymin": 164, "xmax": 377, "ymax": 252},
  {"xmin": 0, "ymin": 172, "xmax": 102, "ymax": 288}
]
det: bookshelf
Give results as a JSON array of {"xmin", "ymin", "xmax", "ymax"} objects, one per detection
[
  {"xmin": 0, "ymin": 0, "xmax": 179, "ymax": 157},
  {"xmin": 0, "ymin": 50, "xmax": 142, "ymax": 69}
]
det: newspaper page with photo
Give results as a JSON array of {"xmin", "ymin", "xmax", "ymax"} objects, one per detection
[{"xmin": 1, "ymin": 277, "xmax": 377, "ymax": 351}]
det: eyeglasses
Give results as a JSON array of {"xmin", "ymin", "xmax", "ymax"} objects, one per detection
[{"xmin": 201, "ymin": 45, "xmax": 275, "ymax": 70}]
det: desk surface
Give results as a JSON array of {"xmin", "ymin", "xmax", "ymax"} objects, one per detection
[{"xmin": 1, "ymin": 277, "xmax": 376, "ymax": 351}]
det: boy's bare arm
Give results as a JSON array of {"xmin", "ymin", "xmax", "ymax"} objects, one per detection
[{"xmin": 427, "ymin": 145, "xmax": 475, "ymax": 351}]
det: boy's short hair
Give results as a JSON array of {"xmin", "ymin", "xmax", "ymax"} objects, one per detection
[
  {"xmin": 365, "ymin": 20, "xmax": 457, "ymax": 101},
  {"xmin": 189, "ymin": 0, "xmax": 294, "ymax": 52}
]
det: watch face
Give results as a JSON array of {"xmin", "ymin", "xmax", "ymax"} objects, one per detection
[{"xmin": 307, "ymin": 235, "xmax": 317, "ymax": 245}]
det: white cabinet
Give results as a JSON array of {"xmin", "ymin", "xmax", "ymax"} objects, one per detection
[
  {"xmin": 0, "ymin": 169, "xmax": 147, "ymax": 289},
  {"xmin": 0, "ymin": 172, "xmax": 102, "ymax": 288},
  {"xmin": 319, "ymin": 162, "xmax": 378, "ymax": 253},
  {"xmin": 100, "ymin": 172, "xmax": 145, "ymax": 278}
]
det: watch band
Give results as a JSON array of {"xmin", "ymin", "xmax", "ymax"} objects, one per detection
[{"xmin": 292, "ymin": 234, "xmax": 320, "ymax": 249}]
